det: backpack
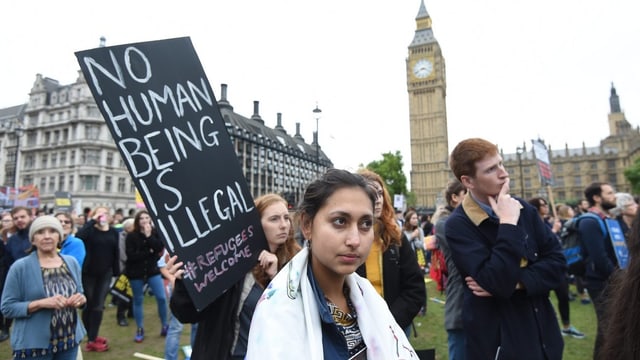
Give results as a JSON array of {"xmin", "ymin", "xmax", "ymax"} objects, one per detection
[{"xmin": 559, "ymin": 213, "xmax": 607, "ymax": 276}]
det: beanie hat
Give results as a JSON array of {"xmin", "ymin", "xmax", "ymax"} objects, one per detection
[{"xmin": 29, "ymin": 215, "xmax": 64, "ymax": 242}]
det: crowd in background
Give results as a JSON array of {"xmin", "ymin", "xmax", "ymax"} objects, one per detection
[{"xmin": 0, "ymin": 153, "xmax": 638, "ymax": 359}]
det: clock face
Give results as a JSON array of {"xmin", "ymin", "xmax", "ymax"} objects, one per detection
[{"xmin": 413, "ymin": 58, "xmax": 433, "ymax": 79}]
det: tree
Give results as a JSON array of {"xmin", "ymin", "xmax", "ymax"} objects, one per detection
[
  {"xmin": 365, "ymin": 151, "xmax": 408, "ymax": 199},
  {"xmin": 624, "ymin": 156, "xmax": 640, "ymax": 194}
]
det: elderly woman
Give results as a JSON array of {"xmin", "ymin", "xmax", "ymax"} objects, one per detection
[
  {"xmin": 1, "ymin": 215, "xmax": 86, "ymax": 360},
  {"xmin": 612, "ymin": 192, "xmax": 638, "ymax": 241}
]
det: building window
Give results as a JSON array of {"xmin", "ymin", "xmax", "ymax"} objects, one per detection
[
  {"xmin": 556, "ymin": 164, "xmax": 563, "ymax": 172},
  {"xmin": 573, "ymin": 163, "xmax": 581, "ymax": 172},
  {"xmin": 59, "ymin": 174, "xmax": 65, "ymax": 190},
  {"xmin": 68, "ymin": 175, "xmax": 74, "ymax": 192},
  {"xmin": 88, "ymin": 106, "xmax": 101, "ymax": 118},
  {"xmin": 608, "ymin": 173, "xmax": 617, "ymax": 184},
  {"xmin": 26, "ymin": 133, "xmax": 36, "ymax": 147},
  {"xmin": 60, "ymin": 151, "xmax": 66, "ymax": 166},
  {"xmin": 44, "ymin": 131, "xmax": 51, "ymax": 145},
  {"xmin": 607, "ymin": 160, "xmax": 616, "ymax": 169},
  {"xmin": 40, "ymin": 177, "xmax": 46, "ymax": 191},
  {"xmin": 51, "ymin": 153, "xmax": 57, "ymax": 168},
  {"xmin": 574, "ymin": 176, "xmax": 582, "ymax": 186},
  {"xmin": 80, "ymin": 175, "xmax": 99, "ymax": 191},
  {"xmin": 105, "ymin": 176, "xmax": 112, "ymax": 192},
  {"xmin": 556, "ymin": 176, "xmax": 564, "ymax": 186},
  {"xmin": 591, "ymin": 174, "xmax": 599, "ymax": 182},
  {"xmin": 82, "ymin": 149, "xmax": 101, "ymax": 165},
  {"xmin": 118, "ymin": 178, "xmax": 126, "ymax": 193},
  {"xmin": 41, "ymin": 154, "xmax": 48, "ymax": 168},
  {"xmin": 590, "ymin": 161, "xmax": 598, "ymax": 170},
  {"xmin": 107, "ymin": 152, "xmax": 114, "ymax": 167},
  {"xmin": 558, "ymin": 191, "xmax": 566, "ymax": 200},
  {"xmin": 62, "ymin": 129, "xmax": 68, "ymax": 143},
  {"xmin": 85, "ymin": 125, "xmax": 100, "ymax": 140},
  {"xmin": 49, "ymin": 176, "xmax": 55, "ymax": 192},
  {"xmin": 24, "ymin": 155, "xmax": 35, "ymax": 169}
]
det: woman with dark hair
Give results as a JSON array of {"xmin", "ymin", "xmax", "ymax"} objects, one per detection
[
  {"xmin": 75, "ymin": 206, "xmax": 119, "ymax": 352},
  {"xmin": 168, "ymin": 193, "xmax": 301, "ymax": 360},
  {"xmin": 125, "ymin": 210, "xmax": 167, "ymax": 343},
  {"xmin": 356, "ymin": 169, "xmax": 426, "ymax": 336},
  {"xmin": 599, "ymin": 210, "xmax": 640, "ymax": 359},
  {"xmin": 246, "ymin": 169, "xmax": 416, "ymax": 359}
]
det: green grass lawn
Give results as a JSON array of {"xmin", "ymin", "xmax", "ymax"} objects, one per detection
[
  {"xmin": 0, "ymin": 279, "xmax": 597, "ymax": 360},
  {"xmin": 410, "ymin": 279, "xmax": 597, "ymax": 359},
  {"xmin": 0, "ymin": 295, "xmax": 191, "ymax": 360}
]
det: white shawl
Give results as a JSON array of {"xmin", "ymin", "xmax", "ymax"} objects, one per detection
[{"xmin": 246, "ymin": 248, "xmax": 416, "ymax": 359}]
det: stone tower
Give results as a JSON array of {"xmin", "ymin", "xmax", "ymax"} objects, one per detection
[{"xmin": 407, "ymin": 0, "xmax": 449, "ymax": 207}]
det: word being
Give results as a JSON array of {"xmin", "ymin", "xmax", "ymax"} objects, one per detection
[{"xmin": 182, "ymin": 225, "xmax": 255, "ymax": 292}]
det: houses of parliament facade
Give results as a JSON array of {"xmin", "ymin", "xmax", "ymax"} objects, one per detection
[{"xmin": 407, "ymin": 0, "xmax": 640, "ymax": 207}]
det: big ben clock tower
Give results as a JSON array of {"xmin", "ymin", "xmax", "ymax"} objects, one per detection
[{"xmin": 407, "ymin": 0, "xmax": 449, "ymax": 207}]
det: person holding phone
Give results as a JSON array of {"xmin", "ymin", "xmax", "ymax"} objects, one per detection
[{"xmin": 75, "ymin": 206, "xmax": 120, "ymax": 352}]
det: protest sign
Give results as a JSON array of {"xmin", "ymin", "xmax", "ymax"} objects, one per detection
[
  {"xmin": 531, "ymin": 139, "xmax": 553, "ymax": 186},
  {"xmin": 75, "ymin": 37, "xmax": 268, "ymax": 310},
  {"xmin": 54, "ymin": 191, "xmax": 73, "ymax": 212}
]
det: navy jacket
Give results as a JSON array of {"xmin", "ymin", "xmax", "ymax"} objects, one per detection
[
  {"xmin": 445, "ymin": 195, "xmax": 565, "ymax": 360},
  {"xmin": 579, "ymin": 212, "xmax": 617, "ymax": 288}
]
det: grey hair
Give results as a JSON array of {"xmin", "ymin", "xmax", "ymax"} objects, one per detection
[{"xmin": 611, "ymin": 192, "xmax": 636, "ymax": 217}]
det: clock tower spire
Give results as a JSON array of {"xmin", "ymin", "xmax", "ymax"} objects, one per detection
[{"xmin": 407, "ymin": 0, "xmax": 449, "ymax": 208}]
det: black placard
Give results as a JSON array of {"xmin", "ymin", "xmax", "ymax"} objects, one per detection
[{"xmin": 75, "ymin": 37, "xmax": 267, "ymax": 311}]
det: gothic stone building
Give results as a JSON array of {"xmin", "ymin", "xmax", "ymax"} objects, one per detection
[{"xmin": 503, "ymin": 85, "xmax": 640, "ymax": 203}]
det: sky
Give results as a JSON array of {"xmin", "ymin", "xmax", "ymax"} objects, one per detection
[{"xmin": 2, "ymin": 0, "xmax": 639, "ymax": 183}]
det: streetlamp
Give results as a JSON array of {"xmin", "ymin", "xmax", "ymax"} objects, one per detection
[
  {"xmin": 13, "ymin": 126, "xmax": 24, "ymax": 188},
  {"xmin": 313, "ymin": 105, "xmax": 322, "ymax": 176},
  {"xmin": 515, "ymin": 146, "xmax": 525, "ymax": 198}
]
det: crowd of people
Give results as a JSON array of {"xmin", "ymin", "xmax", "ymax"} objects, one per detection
[{"xmin": 0, "ymin": 137, "xmax": 637, "ymax": 359}]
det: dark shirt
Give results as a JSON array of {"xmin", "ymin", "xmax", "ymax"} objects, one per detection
[
  {"xmin": 5, "ymin": 228, "xmax": 30, "ymax": 268},
  {"xmin": 75, "ymin": 220, "xmax": 120, "ymax": 276},
  {"xmin": 124, "ymin": 230, "xmax": 163, "ymax": 280},
  {"xmin": 230, "ymin": 282, "xmax": 262, "ymax": 359}
]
